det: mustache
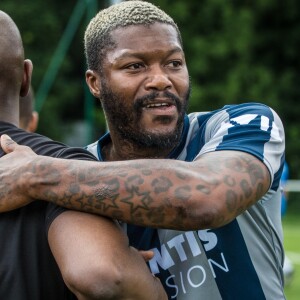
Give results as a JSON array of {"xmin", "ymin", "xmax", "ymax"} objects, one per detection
[{"xmin": 133, "ymin": 91, "xmax": 183, "ymax": 111}]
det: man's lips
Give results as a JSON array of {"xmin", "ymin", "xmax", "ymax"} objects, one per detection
[
  {"xmin": 142, "ymin": 97, "xmax": 175, "ymax": 108},
  {"xmin": 142, "ymin": 101, "xmax": 177, "ymax": 115},
  {"xmin": 145, "ymin": 102, "xmax": 173, "ymax": 108}
]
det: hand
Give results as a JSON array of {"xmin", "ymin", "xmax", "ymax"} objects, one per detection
[
  {"xmin": 139, "ymin": 250, "xmax": 155, "ymax": 262},
  {"xmin": 0, "ymin": 134, "xmax": 36, "ymax": 212},
  {"xmin": 137, "ymin": 248, "xmax": 167, "ymax": 299}
]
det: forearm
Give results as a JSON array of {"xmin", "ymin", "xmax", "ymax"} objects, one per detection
[
  {"xmin": 116, "ymin": 246, "xmax": 167, "ymax": 300},
  {"xmin": 49, "ymin": 211, "xmax": 167, "ymax": 300},
  {"xmin": 26, "ymin": 151, "xmax": 270, "ymax": 230}
]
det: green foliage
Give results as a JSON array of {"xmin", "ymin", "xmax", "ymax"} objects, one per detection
[
  {"xmin": 282, "ymin": 207, "xmax": 300, "ymax": 299},
  {"xmin": 1, "ymin": 0, "xmax": 300, "ymax": 176},
  {"xmin": 154, "ymin": 0, "xmax": 300, "ymax": 178}
]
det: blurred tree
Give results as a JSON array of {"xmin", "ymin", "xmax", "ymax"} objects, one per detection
[
  {"xmin": 153, "ymin": 0, "xmax": 300, "ymax": 179},
  {"xmin": 1, "ymin": 0, "xmax": 107, "ymax": 144},
  {"xmin": 1, "ymin": 0, "xmax": 300, "ymax": 178}
]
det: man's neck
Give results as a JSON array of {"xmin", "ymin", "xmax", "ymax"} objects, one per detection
[
  {"xmin": 0, "ymin": 105, "xmax": 19, "ymax": 127},
  {"xmin": 0, "ymin": 90, "xmax": 19, "ymax": 126},
  {"xmin": 102, "ymin": 139, "xmax": 172, "ymax": 161}
]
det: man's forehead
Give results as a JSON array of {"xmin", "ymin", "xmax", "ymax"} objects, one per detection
[
  {"xmin": 111, "ymin": 23, "xmax": 181, "ymax": 47},
  {"xmin": 106, "ymin": 23, "xmax": 183, "ymax": 62}
]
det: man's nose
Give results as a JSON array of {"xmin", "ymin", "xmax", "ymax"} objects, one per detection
[{"xmin": 144, "ymin": 67, "xmax": 172, "ymax": 91}]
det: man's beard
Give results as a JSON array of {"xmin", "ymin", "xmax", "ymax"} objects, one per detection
[{"xmin": 100, "ymin": 81, "xmax": 190, "ymax": 150}]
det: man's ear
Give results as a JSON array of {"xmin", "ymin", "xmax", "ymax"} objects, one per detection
[
  {"xmin": 20, "ymin": 59, "xmax": 33, "ymax": 97},
  {"xmin": 26, "ymin": 111, "xmax": 39, "ymax": 133},
  {"xmin": 86, "ymin": 70, "xmax": 101, "ymax": 98}
]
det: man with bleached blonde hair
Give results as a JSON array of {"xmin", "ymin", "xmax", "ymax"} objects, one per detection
[{"xmin": 0, "ymin": 1, "xmax": 286, "ymax": 299}]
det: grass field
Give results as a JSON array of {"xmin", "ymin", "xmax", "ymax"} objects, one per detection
[{"xmin": 282, "ymin": 195, "xmax": 300, "ymax": 300}]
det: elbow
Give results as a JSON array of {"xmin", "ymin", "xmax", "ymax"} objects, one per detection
[
  {"xmin": 63, "ymin": 263, "xmax": 125, "ymax": 300},
  {"xmin": 185, "ymin": 201, "xmax": 228, "ymax": 230},
  {"xmin": 186, "ymin": 209, "xmax": 218, "ymax": 230}
]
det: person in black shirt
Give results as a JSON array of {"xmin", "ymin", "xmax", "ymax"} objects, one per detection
[{"xmin": 0, "ymin": 10, "xmax": 166, "ymax": 300}]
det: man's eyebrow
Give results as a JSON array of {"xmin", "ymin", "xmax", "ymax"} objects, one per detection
[
  {"xmin": 114, "ymin": 46, "xmax": 184, "ymax": 61},
  {"xmin": 167, "ymin": 47, "xmax": 184, "ymax": 56}
]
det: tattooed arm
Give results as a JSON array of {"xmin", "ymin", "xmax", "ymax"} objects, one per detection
[{"xmin": 0, "ymin": 134, "xmax": 270, "ymax": 230}]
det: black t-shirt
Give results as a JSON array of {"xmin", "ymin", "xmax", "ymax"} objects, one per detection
[{"xmin": 0, "ymin": 121, "xmax": 98, "ymax": 300}]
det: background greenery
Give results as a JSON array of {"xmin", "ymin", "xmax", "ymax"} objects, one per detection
[
  {"xmin": 1, "ymin": 0, "xmax": 300, "ymax": 178},
  {"xmin": 1, "ymin": 1, "xmax": 299, "ymax": 298},
  {"xmin": 283, "ymin": 195, "xmax": 300, "ymax": 300}
]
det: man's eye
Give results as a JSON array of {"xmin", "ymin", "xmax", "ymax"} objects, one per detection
[
  {"xmin": 127, "ymin": 63, "xmax": 143, "ymax": 70},
  {"xmin": 167, "ymin": 61, "xmax": 182, "ymax": 68}
]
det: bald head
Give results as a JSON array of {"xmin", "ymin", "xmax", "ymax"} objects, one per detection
[
  {"xmin": 0, "ymin": 11, "xmax": 25, "ymax": 90},
  {"xmin": 0, "ymin": 11, "xmax": 32, "ymax": 125}
]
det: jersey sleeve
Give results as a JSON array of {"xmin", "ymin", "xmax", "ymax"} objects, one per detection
[
  {"xmin": 197, "ymin": 103, "xmax": 285, "ymax": 191},
  {"xmin": 45, "ymin": 203, "xmax": 68, "ymax": 234}
]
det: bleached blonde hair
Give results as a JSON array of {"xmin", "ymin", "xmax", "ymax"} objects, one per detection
[{"xmin": 84, "ymin": 0, "xmax": 181, "ymax": 72}]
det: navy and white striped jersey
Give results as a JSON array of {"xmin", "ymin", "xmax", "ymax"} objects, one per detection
[{"xmin": 86, "ymin": 102, "xmax": 286, "ymax": 300}]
